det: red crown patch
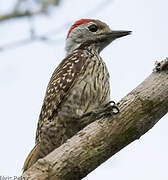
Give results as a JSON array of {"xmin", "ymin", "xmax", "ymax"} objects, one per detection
[{"xmin": 67, "ymin": 19, "xmax": 92, "ymax": 39}]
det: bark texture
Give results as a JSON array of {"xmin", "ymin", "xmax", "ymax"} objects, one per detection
[{"xmin": 22, "ymin": 59, "xmax": 168, "ymax": 180}]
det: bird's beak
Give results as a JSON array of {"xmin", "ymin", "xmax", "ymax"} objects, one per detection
[
  {"xmin": 97, "ymin": 30, "xmax": 131, "ymax": 52},
  {"xmin": 107, "ymin": 30, "xmax": 132, "ymax": 39}
]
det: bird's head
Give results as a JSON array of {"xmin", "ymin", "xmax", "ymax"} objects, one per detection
[{"xmin": 65, "ymin": 19, "xmax": 131, "ymax": 54}]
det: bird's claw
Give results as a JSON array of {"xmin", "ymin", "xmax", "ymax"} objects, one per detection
[
  {"xmin": 103, "ymin": 101, "xmax": 119, "ymax": 116},
  {"xmin": 104, "ymin": 100, "xmax": 115, "ymax": 107},
  {"xmin": 81, "ymin": 101, "xmax": 119, "ymax": 119}
]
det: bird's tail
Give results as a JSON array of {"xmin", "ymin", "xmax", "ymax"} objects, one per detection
[{"xmin": 23, "ymin": 143, "xmax": 40, "ymax": 172}]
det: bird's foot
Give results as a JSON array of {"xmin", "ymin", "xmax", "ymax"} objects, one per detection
[
  {"xmin": 153, "ymin": 58, "xmax": 168, "ymax": 72},
  {"xmin": 103, "ymin": 101, "xmax": 119, "ymax": 115},
  {"xmin": 81, "ymin": 101, "xmax": 119, "ymax": 120}
]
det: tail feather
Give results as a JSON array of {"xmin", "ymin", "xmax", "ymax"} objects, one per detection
[{"xmin": 23, "ymin": 143, "xmax": 40, "ymax": 172}]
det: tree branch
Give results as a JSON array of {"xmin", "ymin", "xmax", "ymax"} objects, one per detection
[
  {"xmin": 0, "ymin": 10, "xmax": 44, "ymax": 22},
  {"xmin": 0, "ymin": 0, "xmax": 61, "ymax": 23},
  {"xmin": 22, "ymin": 59, "xmax": 168, "ymax": 180}
]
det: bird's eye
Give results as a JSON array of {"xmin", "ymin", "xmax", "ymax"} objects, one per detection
[{"xmin": 88, "ymin": 24, "xmax": 98, "ymax": 32}]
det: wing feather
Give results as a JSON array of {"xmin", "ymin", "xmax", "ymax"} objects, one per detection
[{"xmin": 36, "ymin": 49, "xmax": 91, "ymax": 142}]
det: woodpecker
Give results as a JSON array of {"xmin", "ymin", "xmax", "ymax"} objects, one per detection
[{"xmin": 23, "ymin": 19, "xmax": 131, "ymax": 171}]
